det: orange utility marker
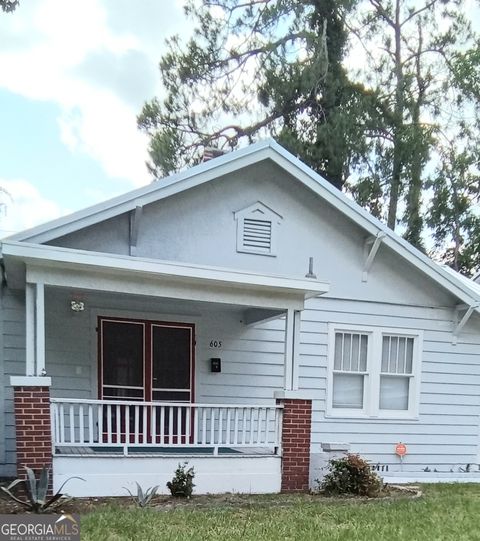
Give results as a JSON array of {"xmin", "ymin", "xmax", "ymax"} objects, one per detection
[{"xmin": 395, "ymin": 442, "xmax": 407, "ymax": 471}]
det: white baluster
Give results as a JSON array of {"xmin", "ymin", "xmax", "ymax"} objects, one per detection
[
  {"xmin": 264, "ymin": 408, "xmax": 270, "ymax": 445},
  {"xmin": 79, "ymin": 405, "xmax": 84, "ymax": 444},
  {"xmin": 193, "ymin": 407, "xmax": 199, "ymax": 445},
  {"xmin": 201, "ymin": 408, "xmax": 207, "ymax": 444},
  {"xmin": 242, "ymin": 407, "xmax": 247, "ymax": 444},
  {"xmin": 134, "ymin": 405, "xmax": 139, "ymax": 444},
  {"xmin": 249, "ymin": 408, "xmax": 255, "ymax": 444},
  {"xmin": 177, "ymin": 406, "xmax": 182, "ymax": 444},
  {"xmin": 218, "ymin": 408, "xmax": 223, "ymax": 445},
  {"xmin": 143, "ymin": 405, "xmax": 147, "ymax": 443},
  {"xmin": 88, "ymin": 405, "xmax": 93, "ymax": 444},
  {"xmin": 234, "ymin": 408, "xmax": 239, "ymax": 445},
  {"xmin": 168, "ymin": 406, "xmax": 173, "ymax": 443},
  {"xmin": 116, "ymin": 405, "xmax": 121, "ymax": 443},
  {"xmin": 210, "ymin": 408, "xmax": 216, "ymax": 445},
  {"xmin": 151, "ymin": 406, "xmax": 157, "ymax": 444},
  {"xmin": 225, "ymin": 408, "xmax": 231, "ymax": 446},
  {"xmin": 69, "ymin": 405, "xmax": 75, "ymax": 443},
  {"xmin": 107, "ymin": 404, "xmax": 112, "ymax": 444},
  {"xmin": 160, "ymin": 406, "xmax": 165, "ymax": 445},
  {"xmin": 125, "ymin": 405, "xmax": 130, "ymax": 445},
  {"xmin": 97, "ymin": 403, "xmax": 103, "ymax": 444}
]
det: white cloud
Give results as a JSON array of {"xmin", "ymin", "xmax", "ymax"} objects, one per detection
[
  {"xmin": 0, "ymin": 0, "xmax": 186, "ymax": 188},
  {"xmin": 0, "ymin": 178, "xmax": 69, "ymax": 237}
]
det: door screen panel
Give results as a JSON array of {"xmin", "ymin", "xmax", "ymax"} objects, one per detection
[
  {"xmin": 101, "ymin": 320, "xmax": 145, "ymax": 400},
  {"xmin": 152, "ymin": 325, "xmax": 192, "ymax": 402}
]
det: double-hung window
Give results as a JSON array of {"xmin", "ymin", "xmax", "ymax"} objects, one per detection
[
  {"xmin": 332, "ymin": 331, "xmax": 369, "ymax": 410},
  {"xmin": 328, "ymin": 324, "xmax": 422, "ymax": 419}
]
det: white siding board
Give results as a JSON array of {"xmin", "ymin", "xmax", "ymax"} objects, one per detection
[{"xmin": 1, "ymin": 289, "xmax": 25, "ymax": 476}]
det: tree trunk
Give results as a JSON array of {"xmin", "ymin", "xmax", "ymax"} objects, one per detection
[{"xmin": 387, "ymin": 0, "xmax": 404, "ymax": 231}]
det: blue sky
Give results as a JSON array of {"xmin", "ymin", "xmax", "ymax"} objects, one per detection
[{"xmin": 0, "ymin": 0, "xmax": 186, "ymax": 236}]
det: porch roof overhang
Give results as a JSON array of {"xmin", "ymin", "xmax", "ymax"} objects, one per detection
[{"xmin": 1, "ymin": 241, "xmax": 329, "ymax": 310}]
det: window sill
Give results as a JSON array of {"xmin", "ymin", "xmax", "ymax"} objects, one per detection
[{"xmin": 325, "ymin": 411, "xmax": 419, "ymax": 422}]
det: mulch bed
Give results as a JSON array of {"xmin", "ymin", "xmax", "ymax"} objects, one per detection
[{"xmin": 0, "ymin": 485, "xmax": 422, "ymax": 515}]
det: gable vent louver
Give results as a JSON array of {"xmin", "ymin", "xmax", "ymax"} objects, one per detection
[
  {"xmin": 243, "ymin": 218, "xmax": 272, "ymax": 252},
  {"xmin": 234, "ymin": 202, "xmax": 282, "ymax": 256}
]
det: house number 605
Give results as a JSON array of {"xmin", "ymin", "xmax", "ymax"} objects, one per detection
[{"xmin": 209, "ymin": 340, "xmax": 222, "ymax": 348}]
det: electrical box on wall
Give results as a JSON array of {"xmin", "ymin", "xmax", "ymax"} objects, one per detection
[{"xmin": 211, "ymin": 358, "xmax": 221, "ymax": 373}]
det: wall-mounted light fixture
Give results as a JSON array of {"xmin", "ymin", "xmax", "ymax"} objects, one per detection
[{"xmin": 70, "ymin": 300, "xmax": 85, "ymax": 312}]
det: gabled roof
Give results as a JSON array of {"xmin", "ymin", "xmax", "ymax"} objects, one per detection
[{"xmin": 4, "ymin": 139, "xmax": 480, "ymax": 309}]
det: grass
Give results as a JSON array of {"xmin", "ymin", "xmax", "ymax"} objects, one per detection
[{"xmin": 80, "ymin": 484, "xmax": 480, "ymax": 541}]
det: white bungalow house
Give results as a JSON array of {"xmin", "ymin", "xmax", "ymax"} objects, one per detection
[{"xmin": 1, "ymin": 139, "xmax": 480, "ymax": 496}]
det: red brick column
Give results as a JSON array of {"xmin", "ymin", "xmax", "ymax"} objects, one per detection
[
  {"xmin": 277, "ymin": 398, "xmax": 312, "ymax": 493},
  {"xmin": 13, "ymin": 386, "xmax": 52, "ymax": 477}
]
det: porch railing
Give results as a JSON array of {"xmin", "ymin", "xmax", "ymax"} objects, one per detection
[{"xmin": 50, "ymin": 398, "xmax": 283, "ymax": 456}]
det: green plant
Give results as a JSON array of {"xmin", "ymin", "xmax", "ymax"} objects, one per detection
[
  {"xmin": 166, "ymin": 462, "xmax": 195, "ymax": 498},
  {"xmin": 319, "ymin": 453, "xmax": 383, "ymax": 497},
  {"xmin": 0, "ymin": 466, "xmax": 84, "ymax": 513},
  {"xmin": 124, "ymin": 482, "xmax": 159, "ymax": 507}
]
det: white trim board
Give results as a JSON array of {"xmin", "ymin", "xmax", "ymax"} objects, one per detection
[
  {"xmin": 3, "ymin": 241, "xmax": 328, "ymax": 310},
  {"xmin": 3, "ymin": 139, "xmax": 480, "ymax": 312}
]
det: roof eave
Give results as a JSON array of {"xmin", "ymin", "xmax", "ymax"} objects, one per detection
[{"xmin": 1, "ymin": 240, "xmax": 330, "ymax": 300}]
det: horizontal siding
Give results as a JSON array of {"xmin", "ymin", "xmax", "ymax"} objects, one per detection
[
  {"xmin": 1, "ymin": 289, "xmax": 25, "ymax": 477},
  {"xmin": 45, "ymin": 289, "xmax": 285, "ymax": 408},
  {"xmin": 302, "ymin": 297, "xmax": 480, "ymax": 471}
]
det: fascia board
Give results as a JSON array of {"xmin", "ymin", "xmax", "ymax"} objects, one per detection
[{"xmin": 2, "ymin": 241, "xmax": 329, "ymax": 297}]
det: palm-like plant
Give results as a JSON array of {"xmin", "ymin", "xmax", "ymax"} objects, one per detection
[{"xmin": 0, "ymin": 466, "xmax": 84, "ymax": 513}]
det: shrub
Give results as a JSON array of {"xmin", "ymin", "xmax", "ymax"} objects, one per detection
[
  {"xmin": 166, "ymin": 462, "xmax": 195, "ymax": 498},
  {"xmin": 0, "ymin": 466, "xmax": 84, "ymax": 513},
  {"xmin": 319, "ymin": 453, "xmax": 383, "ymax": 497}
]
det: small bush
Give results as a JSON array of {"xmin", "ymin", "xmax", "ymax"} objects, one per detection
[
  {"xmin": 167, "ymin": 462, "xmax": 195, "ymax": 498},
  {"xmin": 319, "ymin": 453, "xmax": 383, "ymax": 497}
]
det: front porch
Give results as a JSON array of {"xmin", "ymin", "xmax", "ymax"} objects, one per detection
[
  {"xmin": 51, "ymin": 398, "xmax": 283, "ymax": 496},
  {"xmin": 3, "ymin": 241, "xmax": 328, "ymax": 495}
]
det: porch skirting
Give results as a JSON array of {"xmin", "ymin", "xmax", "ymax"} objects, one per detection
[{"xmin": 53, "ymin": 455, "xmax": 281, "ymax": 497}]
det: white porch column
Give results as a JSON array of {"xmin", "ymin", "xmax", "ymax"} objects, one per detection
[
  {"xmin": 35, "ymin": 282, "xmax": 45, "ymax": 376},
  {"xmin": 24, "ymin": 281, "xmax": 45, "ymax": 377},
  {"xmin": 25, "ymin": 283, "xmax": 35, "ymax": 376},
  {"xmin": 284, "ymin": 309, "xmax": 302, "ymax": 391}
]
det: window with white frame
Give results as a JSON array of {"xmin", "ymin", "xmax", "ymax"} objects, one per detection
[
  {"xmin": 332, "ymin": 332, "xmax": 369, "ymax": 409},
  {"xmin": 328, "ymin": 325, "xmax": 422, "ymax": 418}
]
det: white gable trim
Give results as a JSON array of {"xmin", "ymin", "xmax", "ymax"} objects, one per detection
[
  {"xmin": 233, "ymin": 201, "xmax": 283, "ymax": 221},
  {"xmin": 4, "ymin": 139, "xmax": 480, "ymax": 309}
]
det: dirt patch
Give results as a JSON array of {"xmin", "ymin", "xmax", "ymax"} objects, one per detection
[{"xmin": 0, "ymin": 485, "xmax": 421, "ymax": 515}]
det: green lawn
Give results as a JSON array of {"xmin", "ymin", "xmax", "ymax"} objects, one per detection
[{"xmin": 80, "ymin": 484, "xmax": 480, "ymax": 541}]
